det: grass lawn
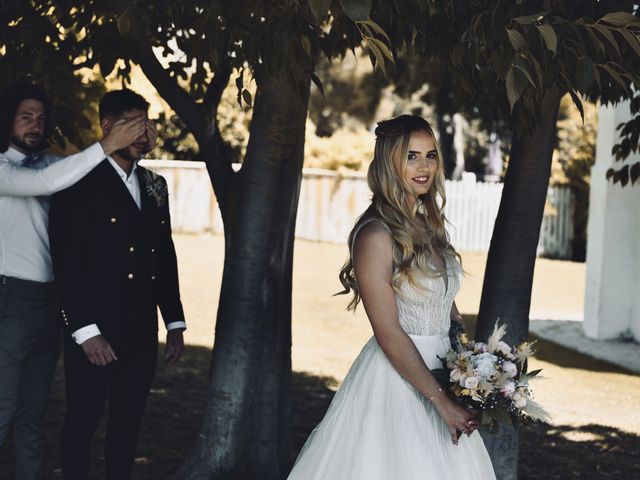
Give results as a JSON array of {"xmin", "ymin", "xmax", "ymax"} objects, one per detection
[{"xmin": 1, "ymin": 234, "xmax": 638, "ymax": 479}]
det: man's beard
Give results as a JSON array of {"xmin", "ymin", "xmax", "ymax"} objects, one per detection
[
  {"xmin": 115, "ymin": 146, "xmax": 142, "ymax": 162},
  {"xmin": 10, "ymin": 133, "xmax": 44, "ymax": 153}
]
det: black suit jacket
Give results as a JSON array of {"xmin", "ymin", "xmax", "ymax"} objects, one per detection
[{"xmin": 49, "ymin": 160, "xmax": 185, "ymax": 351}]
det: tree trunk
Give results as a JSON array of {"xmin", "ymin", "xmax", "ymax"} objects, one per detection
[
  {"xmin": 437, "ymin": 112, "xmax": 455, "ymax": 179},
  {"xmin": 172, "ymin": 68, "xmax": 309, "ymax": 479},
  {"xmin": 475, "ymin": 92, "xmax": 561, "ymax": 479}
]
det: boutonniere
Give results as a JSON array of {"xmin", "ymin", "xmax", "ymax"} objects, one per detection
[{"xmin": 141, "ymin": 169, "xmax": 169, "ymax": 207}]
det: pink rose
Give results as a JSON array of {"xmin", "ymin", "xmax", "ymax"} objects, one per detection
[
  {"xmin": 500, "ymin": 381, "xmax": 516, "ymax": 397},
  {"xmin": 474, "ymin": 342, "xmax": 488, "ymax": 353}
]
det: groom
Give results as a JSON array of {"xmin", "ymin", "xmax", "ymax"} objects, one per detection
[{"xmin": 49, "ymin": 89, "xmax": 186, "ymax": 479}]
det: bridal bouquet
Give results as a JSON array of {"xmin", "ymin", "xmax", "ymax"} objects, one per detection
[{"xmin": 432, "ymin": 323, "xmax": 550, "ymax": 432}]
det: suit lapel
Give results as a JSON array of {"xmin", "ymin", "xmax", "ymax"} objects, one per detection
[
  {"xmin": 136, "ymin": 168, "xmax": 153, "ymax": 214},
  {"xmin": 103, "ymin": 160, "xmax": 142, "ymax": 215},
  {"xmin": 136, "ymin": 168, "xmax": 159, "ymax": 234}
]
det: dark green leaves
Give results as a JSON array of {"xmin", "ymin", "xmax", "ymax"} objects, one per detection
[
  {"xmin": 576, "ymin": 57, "xmax": 594, "ymax": 93},
  {"xmin": 611, "ymin": 164, "xmax": 630, "ymax": 186},
  {"xmin": 536, "ymin": 24, "xmax": 557, "ymax": 54},
  {"xmin": 339, "ymin": 0, "xmax": 372, "ymax": 22},
  {"xmin": 117, "ymin": 9, "xmax": 131, "ymax": 36},
  {"xmin": 361, "ymin": 19, "xmax": 390, "ymax": 43},
  {"xmin": 310, "ymin": 71, "xmax": 324, "ymax": 97},
  {"xmin": 589, "ymin": 24, "xmax": 621, "ymax": 56},
  {"xmin": 235, "ymin": 68, "xmax": 252, "ymax": 108},
  {"xmin": 357, "ymin": 19, "xmax": 393, "ymax": 75},
  {"xmin": 310, "ymin": 0, "xmax": 332, "ymax": 24},
  {"xmin": 568, "ymin": 89, "xmax": 585, "ymax": 124},
  {"xmin": 631, "ymin": 162, "xmax": 640, "ymax": 185},
  {"xmin": 506, "ymin": 59, "xmax": 533, "ymax": 111},
  {"xmin": 599, "ymin": 12, "xmax": 640, "ymax": 28},
  {"xmin": 241, "ymin": 89, "xmax": 253, "ymax": 107},
  {"xmin": 513, "ymin": 13, "xmax": 544, "ymax": 25},
  {"xmin": 608, "ymin": 122, "xmax": 640, "ymax": 187},
  {"xmin": 599, "ymin": 63, "xmax": 631, "ymax": 95},
  {"xmin": 616, "ymin": 27, "xmax": 640, "ymax": 57},
  {"xmin": 506, "ymin": 28, "xmax": 526, "ymax": 52},
  {"xmin": 99, "ymin": 56, "xmax": 117, "ymax": 77},
  {"xmin": 363, "ymin": 35, "xmax": 393, "ymax": 75}
]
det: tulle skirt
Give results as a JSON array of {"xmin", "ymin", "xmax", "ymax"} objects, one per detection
[{"xmin": 288, "ymin": 334, "xmax": 496, "ymax": 480}]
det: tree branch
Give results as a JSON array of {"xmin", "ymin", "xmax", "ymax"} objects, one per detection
[
  {"xmin": 199, "ymin": 60, "xmax": 235, "ymax": 207},
  {"xmin": 121, "ymin": 14, "xmax": 236, "ymax": 205},
  {"xmin": 203, "ymin": 61, "xmax": 232, "ymax": 117},
  {"xmin": 114, "ymin": 8, "xmax": 240, "ymax": 222},
  {"xmin": 122, "ymin": 17, "xmax": 208, "ymax": 143}
]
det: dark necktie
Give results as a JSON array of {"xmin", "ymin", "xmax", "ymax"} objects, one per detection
[{"xmin": 22, "ymin": 151, "xmax": 44, "ymax": 168}]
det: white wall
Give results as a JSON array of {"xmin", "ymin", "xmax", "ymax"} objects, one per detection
[{"xmin": 584, "ymin": 101, "xmax": 640, "ymax": 341}]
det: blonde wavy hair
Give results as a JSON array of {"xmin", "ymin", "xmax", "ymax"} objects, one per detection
[{"xmin": 338, "ymin": 114, "xmax": 461, "ymax": 310}]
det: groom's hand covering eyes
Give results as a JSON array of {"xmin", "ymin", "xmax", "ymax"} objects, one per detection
[{"xmin": 142, "ymin": 119, "xmax": 158, "ymax": 154}]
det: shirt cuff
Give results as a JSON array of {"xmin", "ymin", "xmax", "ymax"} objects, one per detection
[
  {"xmin": 166, "ymin": 321, "xmax": 187, "ymax": 331},
  {"xmin": 93, "ymin": 141, "xmax": 106, "ymax": 158},
  {"xmin": 72, "ymin": 324, "xmax": 101, "ymax": 345}
]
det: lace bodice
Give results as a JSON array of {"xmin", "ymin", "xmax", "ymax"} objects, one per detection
[
  {"xmin": 352, "ymin": 219, "xmax": 462, "ymax": 336},
  {"xmin": 394, "ymin": 259, "xmax": 462, "ymax": 335}
]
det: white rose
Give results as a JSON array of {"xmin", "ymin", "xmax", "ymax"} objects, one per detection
[
  {"xmin": 515, "ymin": 397, "xmax": 527, "ymax": 409},
  {"xmin": 502, "ymin": 361, "xmax": 518, "ymax": 378},
  {"xmin": 458, "ymin": 374, "xmax": 468, "ymax": 387},
  {"xmin": 474, "ymin": 356, "xmax": 497, "ymax": 378},
  {"xmin": 464, "ymin": 376, "xmax": 479, "ymax": 389},
  {"xmin": 450, "ymin": 368, "xmax": 462, "ymax": 382},
  {"xmin": 473, "ymin": 352, "xmax": 497, "ymax": 363}
]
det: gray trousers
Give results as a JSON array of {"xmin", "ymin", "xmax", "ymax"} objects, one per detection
[{"xmin": 0, "ymin": 275, "xmax": 60, "ymax": 480}]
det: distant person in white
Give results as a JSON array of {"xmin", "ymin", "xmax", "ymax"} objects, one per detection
[{"xmin": 0, "ymin": 82, "xmax": 146, "ymax": 480}]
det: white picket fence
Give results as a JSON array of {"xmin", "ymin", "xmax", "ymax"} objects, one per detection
[{"xmin": 141, "ymin": 160, "xmax": 573, "ymax": 258}]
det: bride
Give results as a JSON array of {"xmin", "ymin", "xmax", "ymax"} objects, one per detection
[{"xmin": 288, "ymin": 115, "xmax": 496, "ymax": 479}]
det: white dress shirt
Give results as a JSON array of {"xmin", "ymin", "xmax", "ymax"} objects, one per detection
[
  {"xmin": 0, "ymin": 143, "xmax": 105, "ymax": 283},
  {"xmin": 108, "ymin": 156, "xmax": 142, "ymax": 208},
  {"xmin": 72, "ymin": 158, "xmax": 186, "ymax": 344}
]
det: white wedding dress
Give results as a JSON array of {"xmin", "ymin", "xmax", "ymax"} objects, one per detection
[{"xmin": 288, "ymin": 221, "xmax": 496, "ymax": 480}]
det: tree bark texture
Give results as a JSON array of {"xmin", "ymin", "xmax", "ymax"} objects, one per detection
[
  {"xmin": 475, "ymin": 90, "xmax": 561, "ymax": 480},
  {"xmin": 437, "ymin": 111, "xmax": 456, "ymax": 180},
  {"xmin": 172, "ymin": 69, "xmax": 309, "ymax": 480}
]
